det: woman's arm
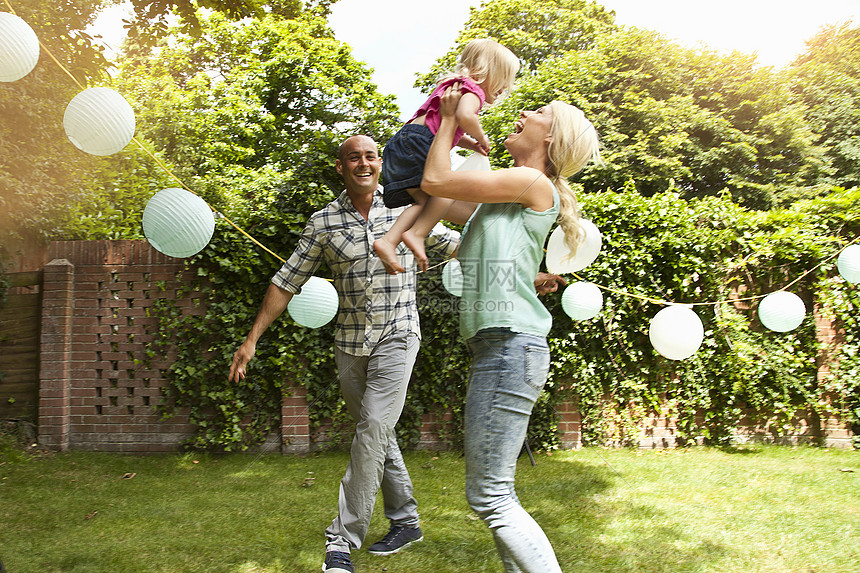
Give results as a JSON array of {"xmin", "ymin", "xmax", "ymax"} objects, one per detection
[{"xmin": 422, "ymin": 84, "xmax": 554, "ymax": 210}]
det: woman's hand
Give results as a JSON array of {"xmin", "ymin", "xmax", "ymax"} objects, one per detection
[
  {"xmin": 535, "ymin": 273, "xmax": 567, "ymax": 296},
  {"xmin": 439, "ymin": 81, "xmax": 463, "ymax": 118}
]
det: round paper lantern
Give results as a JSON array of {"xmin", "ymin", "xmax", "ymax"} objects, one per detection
[
  {"xmin": 456, "ymin": 152, "xmax": 491, "ymax": 172},
  {"xmin": 0, "ymin": 12, "xmax": 40, "ymax": 82},
  {"xmin": 561, "ymin": 281, "xmax": 603, "ymax": 321},
  {"xmin": 649, "ymin": 305, "xmax": 704, "ymax": 361},
  {"xmin": 837, "ymin": 244, "xmax": 860, "ymax": 284},
  {"xmin": 758, "ymin": 291, "xmax": 805, "ymax": 332},
  {"xmin": 288, "ymin": 276, "xmax": 339, "ymax": 328},
  {"xmin": 142, "ymin": 188, "xmax": 215, "ymax": 258},
  {"xmin": 545, "ymin": 219, "xmax": 602, "ymax": 274},
  {"xmin": 442, "ymin": 259, "xmax": 463, "ymax": 297},
  {"xmin": 63, "ymin": 87, "xmax": 135, "ymax": 156}
]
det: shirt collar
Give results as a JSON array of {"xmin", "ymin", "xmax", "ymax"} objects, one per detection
[{"xmin": 336, "ymin": 185, "xmax": 385, "ymax": 212}]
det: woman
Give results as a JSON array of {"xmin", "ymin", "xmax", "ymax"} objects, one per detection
[{"xmin": 421, "ymin": 83, "xmax": 601, "ymax": 572}]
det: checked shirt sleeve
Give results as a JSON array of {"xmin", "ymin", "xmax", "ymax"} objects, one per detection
[
  {"xmin": 426, "ymin": 222, "xmax": 460, "ymax": 258},
  {"xmin": 271, "ymin": 216, "xmax": 324, "ymax": 294}
]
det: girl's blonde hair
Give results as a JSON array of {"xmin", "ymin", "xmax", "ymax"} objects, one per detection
[
  {"xmin": 546, "ymin": 101, "xmax": 601, "ymax": 258},
  {"xmin": 452, "ymin": 38, "xmax": 519, "ymax": 99}
]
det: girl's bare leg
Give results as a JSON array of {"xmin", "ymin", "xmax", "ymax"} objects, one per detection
[
  {"xmin": 402, "ymin": 198, "xmax": 476, "ymax": 272},
  {"xmin": 373, "ymin": 189, "xmax": 426, "ymax": 274}
]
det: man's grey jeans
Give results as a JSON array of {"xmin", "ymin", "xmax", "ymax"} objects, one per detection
[{"xmin": 325, "ymin": 333, "xmax": 421, "ymax": 553}]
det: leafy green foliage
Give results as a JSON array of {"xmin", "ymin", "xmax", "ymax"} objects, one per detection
[
  {"xmin": 9, "ymin": 0, "xmax": 859, "ymax": 451},
  {"xmin": 542, "ymin": 186, "xmax": 859, "ymax": 447},
  {"xmin": 128, "ymin": 9, "xmax": 400, "ymax": 450},
  {"xmin": 414, "ymin": 0, "xmax": 618, "ymax": 90},
  {"xmin": 790, "ymin": 23, "xmax": 860, "ymax": 190},
  {"xmin": 0, "ymin": 0, "xmax": 114, "ymax": 249},
  {"xmin": 115, "ymin": 10, "xmax": 399, "ymax": 219},
  {"xmin": 480, "ymin": 27, "xmax": 829, "ymax": 210}
]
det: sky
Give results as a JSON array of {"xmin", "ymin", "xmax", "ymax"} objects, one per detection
[{"xmin": 90, "ymin": 1, "xmax": 860, "ymax": 120}]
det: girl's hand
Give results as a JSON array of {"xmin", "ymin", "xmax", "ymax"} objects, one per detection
[
  {"xmin": 439, "ymin": 82, "xmax": 463, "ymax": 118},
  {"xmin": 476, "ymin": 133, "xmax": 491, "ymax": 155},
  {"xmin": 457, "ymin": 135, "xmax": 490, "ymax": 156}
]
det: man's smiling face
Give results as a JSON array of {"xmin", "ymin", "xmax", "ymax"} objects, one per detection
[{"xmin": 336, "ymin": 135, "xmax": 382, "ymax": 196}]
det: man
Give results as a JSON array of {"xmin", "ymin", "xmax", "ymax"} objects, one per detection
[{"xmin": 228, "ymin": 135, "xmax": 459, "ymax": 573}]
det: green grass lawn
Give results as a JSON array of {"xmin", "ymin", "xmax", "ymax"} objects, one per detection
[{"xmin": 0, "ymin": 444, "xmax": 857, "ymax": 572}]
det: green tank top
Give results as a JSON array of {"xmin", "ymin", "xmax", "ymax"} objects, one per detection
[{"xmin": 457, "ymin": 187, "xmax": 559, "ymax": 340}]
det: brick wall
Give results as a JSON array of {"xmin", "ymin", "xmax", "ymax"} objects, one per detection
[
  {"xmin": 37, "ymin": 241, "xmax": 201, "ymax": 452},
  {"xmin": 30, "ymin": 240, "xmax": 853, "ymax": 452}
]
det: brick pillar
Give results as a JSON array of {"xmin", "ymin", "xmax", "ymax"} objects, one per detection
[
  {"xmin": 558, "ymin": 399, "xmax": 581, "ymax": 450},
  {"xmin": 419, "ymin": 408, "xmax": 454, "ymax": 450},
  {"xmin": 38, "ymin": 259, "xmax": 75, "ymax": 450},
  {"xmin": 281, "ymin": 383, "xmax": 310, "ymax": 454}
]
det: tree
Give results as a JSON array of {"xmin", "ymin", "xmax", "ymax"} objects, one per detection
[
  {"xmin": 790, "ymin": 22, "xmax": 860, "ymax": 190},
  {"xmin": 478, "ymin": 26, "xmax": 829, "ymax": 209},
  {"xmin": 414, "ymin": 0, "xmax": 618, "ymax": 91},
  {"xmin": 112, "ymin": 9, "xmax": 402, "ymax": 449},
  {"xmin": 0, "ymin": 0, "xmax": 115, "ymax": 251},
  {"xmin": 119, "ymin": 0, "xmax": 323, "ymax": 45},
  {"xmin": 114, "ymin": 9, "xmax": 399, "ymax": 219}
]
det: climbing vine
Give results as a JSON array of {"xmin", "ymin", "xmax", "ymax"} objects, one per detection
[{"xmin": 151, "ymin": 185, "xmax": 860, "ymax": 451}]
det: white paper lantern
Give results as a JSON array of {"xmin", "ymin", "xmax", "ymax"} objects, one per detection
[
  {"xmin": 758, "ymin": 291, "xmax": 805, "ymax": 332},
  {"xmin": 561, "ymin": 281, "xmax": 603, "ymax": 321},
  {"xmin": 0, "ymin": 12, "xmax": 40, "ymax": 82},
  {"xmin": 143, "ymin": 188, "xmax": 215, "ymax": 258},
  {"xmin": 649, "ymin": 305, "xmax": 704, "ymax": 360},
  {"xmin": 63, "ymin": 87, "xmax": 135, "ymax": 156},
  {"xmin": 837, "ymin": 244, "xmax": 860, "ymax": 284},
  {"xmin": 288, "ymin": 276, "xmax": 339, "ymax": 328},
  {"xmin": 456, "ymin": 152, "xmax": 491, "ymax": 172},
  {"xmin": 442, "ymin": 259, "xmax": 463, "ymax": 297},
  {"xmin": 545, "ymin": 219, "xmax": 602, "ymax": 274}
]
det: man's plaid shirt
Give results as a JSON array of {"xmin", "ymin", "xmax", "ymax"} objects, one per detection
[{"xmin": 272, "ymin": 186, "xmax": 459, "ymax": 356}]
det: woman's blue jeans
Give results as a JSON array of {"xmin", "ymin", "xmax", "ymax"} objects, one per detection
[{"xmin": 465, "ymin": 328, "xmax": 562, "ymax": 573}]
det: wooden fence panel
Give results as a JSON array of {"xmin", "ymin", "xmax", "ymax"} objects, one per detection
[{"xmin": 0, "ymin": 272, "xmax": 42, "ymax": 421}]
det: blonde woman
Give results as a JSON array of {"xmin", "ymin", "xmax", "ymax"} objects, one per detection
[
  {"xmin": 374, "ymin": 38, "xmax": 520, "ymax": 274},
  {"xmin": 421, "ymin": 83, "xmax": 600, "ymax": 572}
]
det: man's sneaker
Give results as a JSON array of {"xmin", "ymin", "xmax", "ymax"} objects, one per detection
[
  {"xmin": 367, "ymin": 525, "xmax": 423, "ymax": 555},
  {"xmin": 322, "ymin": 551, "xmax": 354, "ymax": 573}
]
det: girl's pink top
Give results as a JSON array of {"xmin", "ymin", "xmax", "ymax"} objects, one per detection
[{"xmin": 408, "ymin": 77, "xmax": 486, "ymax": 147}]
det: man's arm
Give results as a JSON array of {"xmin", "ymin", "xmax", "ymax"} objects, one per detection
[
  {"xmin": 425, "ymin": 222, "xmax": 462, "ymax": 258},
  {"xmin": 229, "ymin": 283, "xmax": 293, "ymax": 382}
]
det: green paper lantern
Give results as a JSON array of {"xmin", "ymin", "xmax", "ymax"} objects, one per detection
[
  {"xmin": 456, "ymin": 152, "xmax": 491, "ymax": 172},
  {"xmin": 442, "ymin": 259, "xmax": 463, "ymax": 297},
  {"xmin": 0, "ymin": 12, "xmax": 39, "ymax": 82},
  {"xmin": 561, "ymin": 281, "xmax": 603, "ymax": 321},
  {"xmin": 63, "ymin": 87, "xmax": 135, "ymax": 156},
  {"xmin": 758, "ymin": 291, "xmax": 805, "ymax": 332},
  {"xmin": 649, "ymin": 305, "xmax": 704, "ymax": 360},
  {"xmin": 837, "ymin": 244, "xmax": 860, "ymax": 283},
  {"xmin": 288, "ymin": 276, "xmax": 339, "ymax": 328},
  {"xmin": 142, "ymin": 188, "xmax": 215, "ymax": 258},
  {"xmin": 545, "ymin": 219, "xmax": 602, "ymax": 274}
]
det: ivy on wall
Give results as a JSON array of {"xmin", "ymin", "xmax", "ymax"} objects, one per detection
[{"xmin": 152, "ymin": 186, "xmax": 860, "ymax": 451}]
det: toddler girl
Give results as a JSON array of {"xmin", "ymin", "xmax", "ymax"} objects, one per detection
[{"xmin": 373, "ymin": 38, "xmax": 520, "ymax": 273}]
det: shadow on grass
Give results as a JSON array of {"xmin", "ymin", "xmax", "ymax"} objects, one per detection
[
  {"xmin": 513, "ymin": 455, "xmax": 729, "ymax": 573},
  {"xmin": 0, "ymin": 450, "xmax": 738, "ymax": 573},
  {"xmin": 716, "ymin": 444, "xmax": 764, "ymax": 455}
]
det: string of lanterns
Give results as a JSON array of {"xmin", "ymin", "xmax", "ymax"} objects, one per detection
[
  {"xmin": 440, "ymin": 160, "xmax": 860, "ymax": 361},
  {"xmin": 4, "ymin": 5, "xmax": 859, "ymax": 348}
]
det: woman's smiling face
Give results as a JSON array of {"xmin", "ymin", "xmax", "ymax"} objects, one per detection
[{"xmin": 504, "ymin": 106, "xmax": 554, "ymax": 156}]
